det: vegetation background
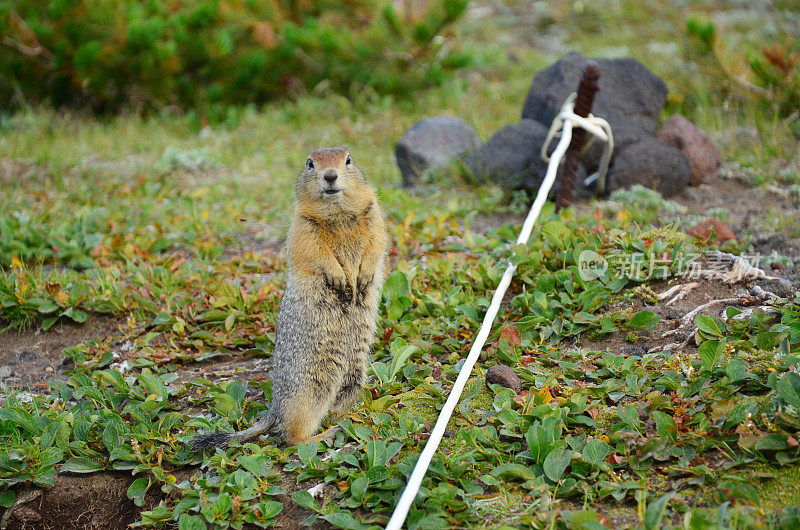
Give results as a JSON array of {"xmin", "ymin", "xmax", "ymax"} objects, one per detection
[{"xmin": 0, "ymin": 0, "xmax": 799, "ymax": 529}]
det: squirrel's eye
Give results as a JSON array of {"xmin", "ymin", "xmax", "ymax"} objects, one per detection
[
  {"xmin": 345, "ymin": 155, "xmax": 352, "ymax": 166},
  {"xmin": 306, "ymin": 158, "xmax": 314, "ymax": 170}
]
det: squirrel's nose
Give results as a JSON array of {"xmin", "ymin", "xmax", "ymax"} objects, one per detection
[{"xmin": 323, "ymin": 170, "xmax": 338, "ymax": 183}]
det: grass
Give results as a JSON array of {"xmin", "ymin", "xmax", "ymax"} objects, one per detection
[{"xmin": 1, "ymin": 1, "xmax": 800, "ymax": 528}]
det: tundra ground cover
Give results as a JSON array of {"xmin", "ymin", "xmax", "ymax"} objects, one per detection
[{"xmin": 1, "ymin": 1, "xmax": 799, "ymax": 528}]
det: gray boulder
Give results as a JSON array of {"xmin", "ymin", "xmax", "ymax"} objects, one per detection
[
  {"xmin": 606, "ymin": 137, "xmax": 691, "ymax": 197},
  {"xmin": 395, "ymin": 115, "xmax": 481, "ymax": 187},
  {"xmin": 462, "ymin": 120, "xmax": 550, "ymax": 192},
  {"xmin": 521, "ymin": 51, "xmax": 668, "ymax": 171}
]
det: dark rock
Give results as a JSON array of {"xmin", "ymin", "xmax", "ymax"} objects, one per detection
[
  {"xmin": 462, "ymin": 120, "xmax": 548, "ymax": 192},
  {"xmin": 606, "ymin": 137, "xmax": 691, "ymax": 197},
  {"xmin": 395, "ymin": 115, "xmax": 481, "ymax": 186},
  {"xmin": 619, "ymin": 346, "xmax": 648, "ymax": 357},
  {"xmin": 17, "ymin": 350, "xmax": 36, "ymax": 362},
  {"xmin": 656, "ymin": 114, "xmax": 720, "ymax": 185},
  {"xmin": 687, "ymin": 219, "xmax": 736, "ymax": 243},
  {"xmin": 521, "ymin": 51, "xmax": 668, "ymax": 171},
  {"xmin": 756, "ymin": 278, "xmax": 796, "ymax": 300},
  {"xmin": 485, "ymin": 364, "xmax": 522, "ymax": 394},
  {"xmin": 462, "ymin": 118, "xmax": 594, "ymax": 196}
]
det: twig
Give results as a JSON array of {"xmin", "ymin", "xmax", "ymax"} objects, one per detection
[{"xmin": 663, "ymin": 297, "xmax": 745, "ymax": 339}]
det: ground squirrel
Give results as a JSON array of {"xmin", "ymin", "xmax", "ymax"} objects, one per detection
[{"xmin": 190, "ymin": 147, "xmax": 388, "ymax": 449}]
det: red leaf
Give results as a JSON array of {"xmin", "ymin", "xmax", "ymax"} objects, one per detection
[{"xmin": 500, "ymin": 326, "xmax": 521, "ymax": 346}]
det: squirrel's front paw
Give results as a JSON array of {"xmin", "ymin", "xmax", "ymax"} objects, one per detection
[
  {"xmin": 323, "ymin": 272, "xmax": 347, "ymax": 294},
  {"xmin": 356, "ymin": 274, "xmax": 373, "ymax": 294}
]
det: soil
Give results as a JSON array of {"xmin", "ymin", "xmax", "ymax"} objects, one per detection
[
  {"xmin": 1, "ymin": 170, "xmax": 799, "ymax": 528},
  {"xmin": 1, "ymin": 472, "xmax": 165, "ymax": 530},
  {"xmin": 675, "ymin": 173, "xmax": 800, "ymax": 279},
  {"xmin": 0, "ymin": 316, "xmax": 122, "ymax": 392}
]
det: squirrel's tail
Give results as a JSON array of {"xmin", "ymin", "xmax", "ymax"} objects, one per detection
[{"xmin": 189, "ymin": 412, "xmax": 278, "ymax": 451}]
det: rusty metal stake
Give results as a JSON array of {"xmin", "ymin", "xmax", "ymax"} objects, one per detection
[{"xmin": 555, "ymin": 61, "xmax": 601, "ymax": 211}]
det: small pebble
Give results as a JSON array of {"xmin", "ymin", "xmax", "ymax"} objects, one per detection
[{"xmin": 485, "ymin": 364, "xmax": 522, "ymax": 394}]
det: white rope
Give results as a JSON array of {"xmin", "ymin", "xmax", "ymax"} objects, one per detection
[
  {"xmin": 384, "ymin": 96, "xmax": 612, "ymax": 530},
  {"xmin": 541, "ymin": 93, "xmax": 614, "ymax": 195}
]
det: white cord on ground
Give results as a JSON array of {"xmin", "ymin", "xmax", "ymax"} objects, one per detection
[{"xmin": 384, "ymin": 97, "xmax": 611, "ymax": 530}]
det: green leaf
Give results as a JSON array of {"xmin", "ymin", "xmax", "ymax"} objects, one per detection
[
  {"xmin": 152, "ymin": 311, "xmax": 173, "ymax": 326},
  {"xmin": 321, "ymin": 511, "xmax": 365, "ymax": 529},
  {"xmin": 755, "ymin": 433, "xmax": 790, "ymax": 452},
  {"xmin": 216, "ymin": 492, "xmax": 232, "ymax": 514},
  {"xmin": 777, "ymin": 373, "xmax": 800, "ymax": 407},
  {"xmin": 39, "ymin": 420, "xmax": 63, "ymax": 451},
  {"xmin": 365, "ymin": 465, "xmax": 388, "ymax": 483},
  {"xmin": 136, "ymin": 369, "xmax": 169, "ymax": 401},
  {"xmin": 259, "ymin": 500, "xmax": 283, "ymax": 518},
  {"xmin": 756, "ymin": 331, "xmax": 783, "ymax": 350},
  {"xmin": 652, "ymin": 411, "xmax": 677, "ymax": 442},
  {"xmin": 490, "ymin": 463, "xmax": 538, "ymax": 482},
  {"xmin": 568, "ymin": 510, "xmax": 603, "ymax": 530},
  {"xmin": 582, "ymin": 439, "xmax": 611, "ymax": 467},
  {"xmin": 225, "ymin": 380, "xmax": 247, "ymax": 405},
  {"xmin": 178, "ymin": 513, "xmax": 207, "ymax": 530},
  {"xmin": 60, "ymin": 457, "xmax": 104, "ymax": 474},
  {"xmin": 238, "ymin": 455, "xmax": 269, "ymax": 477},
  {"xmin": 37, "ymin": 301, "xmax": 59, "ymax": 314},
  {"xmin": 525, "ymin": 419, "xmax": 560, "ymax": 465},
  {"xmin": 102, "ymin": 423, "xmax": 119, "ymax": 453},
  {"xmin": 695, "ymin": 314, "xmax": 724, "ymax": 338},
  {"xmin": 0, "ymin": 490, "xmax": 15, "ymax": 508},
  {"xmin": 698, "ymin": 340, "xmax": 724, "ymax": 371},
  {"xmin": 456, "ymin": 304, "xmax": 479, "ymax": 323},
  {"xmin": 719, "ymin": 480, "xmax": 759, "ymax": 504},
  {"xmin": 224, "ymin": 313, "xmax": 236, "ymax": 331},
  {"xmin": 542, "ymin": 220, "xmax": 569, "ymax": 242},
  {"xmin": 725, "ymin": 358, "xmax": 748, "ymax": 382},
  {"xmin": 643, "ymin": 493, "xmax": 674, "ymax": 530},
  {"xmin": 543, "ymin": 446, "xmax": 572, "ymax": 482},
  {"xmin": 617, "ymin": 404, "xmax": 640, "ymax": 431},
  {"xmin": 627, "ymin": 310, "xmax": 660, "ymax": 331},
  {"xmin": 292, "ymin": 490, "xmax": 318, "ymax": 511},
  {"xmin": 350, "ymin": 476, "xmax": 369, "ymax": 501},
  {"xmin": 365, "ymin": 439, "xmax": 388, "ymax": 468},
  {"xmin": 127, "ymin": 477, "xmax": 150, "ymax": 507},
  {"xmin": 383, "ymin": 270, "xmax": 409, "ymax": 299},
  {"xmin": 388, "ymin": 343, "xmax": 419, "ymax": 380},
  {"xmin": 387, "ymin": 299, "xmax": 404, "ymax": 321},
  {"xmin": 297, "ymin": 442, "xmax": 318, "ymax": 466}
]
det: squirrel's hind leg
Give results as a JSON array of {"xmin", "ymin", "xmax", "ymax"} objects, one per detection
[
  {"xmin": 280, "ymin": 384, "xmax": 338, "ymax": 446},
  {"xmin": 330, "ymin": 365, "xmax": 366, "ymax": 414}
]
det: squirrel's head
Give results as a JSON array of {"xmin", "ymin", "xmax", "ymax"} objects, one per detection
[{"xmin": 296, "ymin": 147, "xmax": 366, "ymax": 209}]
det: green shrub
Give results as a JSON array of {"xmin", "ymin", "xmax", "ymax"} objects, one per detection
[
  {"xmin": 686, "ymin": 16, "xmax": 799, "ymax": 120},
  {"xmin": 0, "ymin": 0, "xmax": 470, "ymax": 114}
]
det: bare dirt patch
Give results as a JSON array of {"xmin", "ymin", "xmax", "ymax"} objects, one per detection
[
  {"xmin": 1, "ymin": 472, "xmax": 164, "ymax": 530},
  {"xmin": 0, "ymin": 316, "xmax": 122, "ymax": 391}
]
